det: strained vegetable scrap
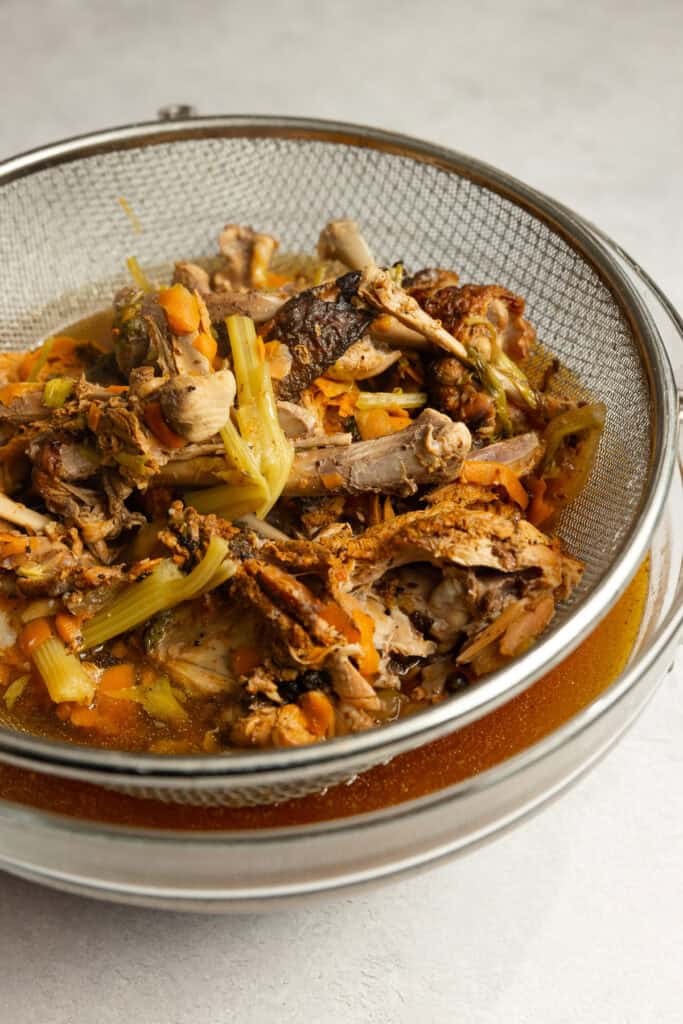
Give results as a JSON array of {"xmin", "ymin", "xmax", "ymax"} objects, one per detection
[{"xmin": 0, "ymin": 218, "xmax": 602, "ymax": 753}]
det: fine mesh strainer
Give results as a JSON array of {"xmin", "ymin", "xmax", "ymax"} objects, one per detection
[{"xmin": 0, "ymin": 115, "xmax": 678, "ymax": 807}]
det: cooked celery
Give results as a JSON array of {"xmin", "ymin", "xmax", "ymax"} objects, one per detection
[
  {"xmin": 139, "ymin": 676, "xmax": 188, "ymax": 723},
  {"xmin": 490, "ymin": 351, "xmax": 539, "ymax": 410},
  {"xmin": 226, "ymin": 314, "xmax": 294, "ymax": 515},
  {"xmin": 82, "ymin": 537, "xmax": 235, "ymax": 649},
  {"xmin": 3, "ymin": 674, "xmax": 29, "ymax": 710},
  {"xmin": 219, "ymin": 419, "xmax": 268, "ymax": 499},
  {"xmin": 42, "ymin": 377, "xmax": 74, "ymax": 409},
  {"xmin": 356, "ymin": 390, "xmax": 427, "ymax": 410},
  {"xmin": 468, "ymin": 347, "xmax": 513, "ymax": 436},
  {"xmin": 33, "ymin": 637, "xmax": 96, "ymax": 704},
  {"xmin": 185, "ymin": 481, "xmax": 265, "ymax": 518},
  {"xmin": 463, "ymin": 316, "xmax": 538, "ymax": 410},
  {"xmin": 541, "ymin": 402, "xmax": 607, "ymax": 474},
  {"xmin": 114, "ymin": 450, "xmax": 155, "ymax": 475},
  {"xmin": 27, "ymin": 337, "xmax": 54, "ymax": 382}
]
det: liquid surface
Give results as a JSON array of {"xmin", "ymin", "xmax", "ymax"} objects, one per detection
[{"xmin": 0, "ymin": 560, "xmax": 648, "ymax": 831}]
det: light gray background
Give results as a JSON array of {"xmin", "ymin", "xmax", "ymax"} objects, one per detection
[{"xmin": 0, "ymin": 2, "xmax": 682, "ymax": 1022}]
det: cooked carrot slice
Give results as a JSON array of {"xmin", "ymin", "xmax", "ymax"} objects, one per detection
[
  {"xmin": 265, "ymin": 271, "xmax": 289, "ymax": 289},
  {"xmin": 355, "ymin": 407, "xmax": 410, "ymax": 440},
  {"xmin": 99, "ymin": 663, "xmax": 136, "ymax": 694},
  {"xmin": 460, "ymin": 460, "xmax": 529, "ymax": 510},
  {"xmin": 527, "ymin": 477, "xmax": 555, "ymax": 527},
  {"xmin": 339, "ymin": 596, "xmax": 379, "ymax": 677},
  {"xmin": 69, "ymin": 705, "xmax": 100, "ymax": 728},
  {"xmin": 300, "ymin": 690, "xmax": 335, "ymax": 737},
  {"xmin": 158, "ymin": 284, "xmax": 200, "ymax": 335},
  {"xmin": 193, "ymin": 331, "xmax": 218, "ymax": 364},
  {"xmin": 19, "ymin": 618, "xmax": 53, "ymax": 657},
  {"xmin": 55, "ymin": 612, "xmax": 84, "ymax": 646},
  {"xmin": 318, "ymin": 601, "xmax": 360, "ymax": 643},
  {"xmin": 143, "ymin": 401, "xmax": 186, "ymax": 449}
]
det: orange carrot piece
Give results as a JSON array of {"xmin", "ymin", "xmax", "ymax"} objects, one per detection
[
  {"xmin": 317, "ymin": 470, "xmax": 344, "ymax": 492},
  {"xmin": 265, "ymin": 271, "xmax": 289, "ymax": 289},
  {"xmin": 69, "ymin": 705, "xmax": 100, "ymax": 728},
  {"xmin": 193, "ymin": 331, "xmax": 218, "ymax": 364},
  {"xmin": 231, "ymin": 646, "xmax": 263, "ymax": 676},
  {"xmin": 55, "ymin": 612, "xmax": 84, "ymax": 646},
  {"xmin": 319, "ymin": 601, "xmax": 361, "ymax": 643},
  {"xmin": 339, "ymin": 596, "xmax": 379, "ymax": 677},
  {"xmin": 300, "ymin": 690, "xmax": 335, "ymax": 737},
  {"xmin": 99, "ymin": 663, "xmax": 136, "ymax": 694},
  {"xmin": 314, "ymin": 377, "xmax": 353, "ymax": 399},
  {"xmin": 527, "ymin": 477, "xmax": 555, "ymax": 527},
  {"xmin": 143, "ymin": 401, "xmax": 186, "ymax": 449},
  {"xmin": 0, "ymin": 664, "xmax": 11, "ymax": 688},
  {"xmin": 70, "ymin": 694, "xmax": 138, "ymax": 732},
  {"xmin": 0, "ymin": 382, "xmax": 40, "ymax": 404},
  {"xmin": 158, "ymin": 284, "xmax": 200, "ymax": 335},
  {"xmin": 461, "ymin": 460, "xmax": 529, "ymax": 510},
  {"xmin": 19, "ymin": 618, "xmax": 53, "ymax": 657},
  {"xmin": 354, "ymin": 407, "xmax": 407, "ymax": 440}
]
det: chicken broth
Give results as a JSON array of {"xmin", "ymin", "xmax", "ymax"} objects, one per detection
[
  {"xmin": 0, "ymin": 220, "xmax": 607, "ymax": 755},
  {"xmin": 0, "ymin": 559, "xmax": 648, "ymax": 828}
]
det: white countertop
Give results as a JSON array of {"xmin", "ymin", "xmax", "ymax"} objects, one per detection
[{"xmin": 0, "ymin": 1, "xmax": 681, "ymax": 1021}]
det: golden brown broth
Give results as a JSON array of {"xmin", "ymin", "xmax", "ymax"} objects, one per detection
[{"xmin": 0, "ymin": 560, "xmax": 648, "ymax": 830}]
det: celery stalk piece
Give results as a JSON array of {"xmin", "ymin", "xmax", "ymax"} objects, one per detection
[
  {"xmin": 225, "ymin": 315, "xmax": 294, "ymax": 516},
  {"xmin": 185, "ymin": 481, "xmax": 265, "ymax": 518},
  {"xmin": 32, "ymin": 637, "xmax": 96, "ymax": 705},
  {"xmin": 42, "ymin": 377, "xmax": 74, "ymax": 409},
  {"xmin": 3, "ymin": 674, "xmax": 30, "ymax": 710},
  {"xmin": 82, "ymin": 537, "xmax": 235, "ymax": 649},
  {"xmin": 355, "ymin": 391, "xmax": 427, "ymax": 410}
]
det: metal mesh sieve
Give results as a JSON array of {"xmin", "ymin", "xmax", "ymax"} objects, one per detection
[{"xmin": 0, "ymin": 117, "xmax": 677, "ymax": 807}]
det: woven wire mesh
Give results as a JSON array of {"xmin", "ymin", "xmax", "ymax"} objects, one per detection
[{"xmin": 0, "ymin": 132, "xmax": 653, "ymax": 806}]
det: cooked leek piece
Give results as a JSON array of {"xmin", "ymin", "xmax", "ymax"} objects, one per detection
[
  {"xmin": 139, "ymin": 675, "xmax": 188, "ymax": 723},
  {"xmin": 82, "ymin": 537, "xmax": 235, "ymax": 649},
  {"xmin": 463, "ymin": 315, "xmax": 538, "ymax": 411},
  {"xmin": 541, "ymin": 402, "xmax": 607, "ymax": 474},
  {"xmin": 468, "ymin": 347, "xmax": 513, "ymax": 437},
  {"xmin": 490, "ymin": 351, "xmax": 538, "ymax": 411},
  {"xmin": 42, "ymin": 377, "xmax": 74, "ymax": 409},
  {"xmin": 185, "ymin": 481, "xmax": 265, "ymax": 519},
  {"xmin": 33, "ymin": 637, "xmax": 96, "ymax": 704},
  {"xmin": 3, "ymin": 674, "xmax": 29, "ymax": 710},
  {"xmin": 226, "ymin": 314, "xmax": 294, "ymax": 515},
  {"xmin": 356, "ymin": 390, "xmax": 427, "ymax": 410}
]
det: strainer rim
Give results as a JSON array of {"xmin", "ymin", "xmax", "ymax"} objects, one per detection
[{"xmin": 0, "ymin": 114, "xmax": 677, "ymax": 783}]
